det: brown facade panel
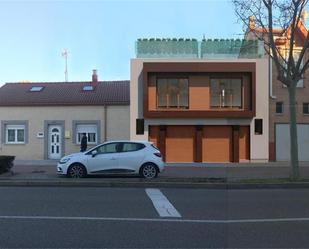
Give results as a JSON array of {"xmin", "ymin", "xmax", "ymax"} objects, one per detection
[
  {"xmin": 239, "ymin": 126, "xmax": 250, "ymax": 161},
  {"xmin": 202, "ymin": 126, "xmax": 233, "ymax": 162},
  {"xmin": 269, "ymin": 141, "xmax": 275, "ymax": 162},
  {"xmin": 144, "ymin": 62, "xmax": 256, "ymax": 119},
  {"xmin": 165, "ymin": 126, "xmax": 195, "ymax": 162},
  {"xmin": 149, "ymin": 126, "xmax": 159, "ymax": 147}
]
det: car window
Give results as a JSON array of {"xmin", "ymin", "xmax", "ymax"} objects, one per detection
[
  {"xmin": 96, "ymin": 143, "xmax": 119, "ymax": 154},
  {"xmin": 122, "ymin": 143, "xmax": 145, "ymax": 152}
]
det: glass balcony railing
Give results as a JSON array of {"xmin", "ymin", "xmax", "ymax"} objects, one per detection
[{"xmin": 136, "ymin": 38, "xmax": 264, "ymax": 59}]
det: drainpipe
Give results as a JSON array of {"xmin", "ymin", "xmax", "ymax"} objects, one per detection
[
  {"xmin": 104, "ymin": 105, "xmax": 107, "ymax": 142},
  {"xmin": 269, "ymin": 55, "xmax": 276, "ymax": 99}
]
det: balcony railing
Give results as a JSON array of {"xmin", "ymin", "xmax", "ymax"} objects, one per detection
[{"xmin": 136, "ymin": 38, "xmax": 264, "ymax": 59}]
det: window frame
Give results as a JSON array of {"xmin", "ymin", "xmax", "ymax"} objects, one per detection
[
  {"xmin": 210, "ymin": 77, "xmax": 243, "ymax": 109},
  {"xmin": 72, "ymin": 120, "xmax": 101, "ymax": 145},
  {"xmin": 303, "ymin": 103, "xmax": 309, "ymax": 115},
  {"xmin": 1, "ymin": 121, "xmax": 28, "ymax": 145},
  {"xmin": 156, "ymin": 77, "xmax": 189, "ymax": 109}
]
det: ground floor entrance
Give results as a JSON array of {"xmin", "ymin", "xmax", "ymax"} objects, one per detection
[{"xmin": 149, "ymin": 125, "xmax": 250, "ymax": 163}]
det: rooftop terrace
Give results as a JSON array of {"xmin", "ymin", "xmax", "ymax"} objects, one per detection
[{"xmin": 136, "ymin": 38, "xmax": 265, "ymax": 59}]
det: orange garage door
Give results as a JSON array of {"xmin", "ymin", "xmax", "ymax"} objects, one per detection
[
  {"xmin": 202, "ymin": 126, "xmax": 233, "ymax": 162},
  {"xmin": 165, "ymin": 126, "xmax": 195, "ymax": 162}
]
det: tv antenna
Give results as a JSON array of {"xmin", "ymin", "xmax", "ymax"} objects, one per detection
[{"xmin": 61, "ymin": 49, "xmax": 69, "ymax": 82}]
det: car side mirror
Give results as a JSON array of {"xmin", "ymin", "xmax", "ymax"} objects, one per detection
[{"xmin": 91, "ymin": 150, "xmax": 98, "ymax": 157}]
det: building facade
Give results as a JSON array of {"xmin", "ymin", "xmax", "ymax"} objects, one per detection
[
  {"xmin": 130, "ymin": 58, "xmax": 269, "ymax": 163},
  {"xmin": 0, "ymin": 73, "xmax": 130, "ymax": 160},
  {"xmin": 247, "ymin": 18, "xmax": 309, "ymax": 161}
]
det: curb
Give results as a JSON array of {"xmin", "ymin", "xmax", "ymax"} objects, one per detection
[{"xmin": 0, "ymin": 179, "xmax": 309, "ymax": 189}]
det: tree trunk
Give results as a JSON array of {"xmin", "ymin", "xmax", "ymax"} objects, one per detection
[{"xmin": 288, "ymin": 85, "xmax": 299, "ymax": 180}]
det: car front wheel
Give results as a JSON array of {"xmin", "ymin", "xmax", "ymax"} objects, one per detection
[
  {"xmin": 67, "ymin": 163, "xmax": 87, "ymax": 178},
  {"xmin": 140, "ymin": 163, "xmax": 158, "ymax": 179}
]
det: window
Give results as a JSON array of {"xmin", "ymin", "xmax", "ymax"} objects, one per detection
[
  {"xmin": 83, "ymin": 85, "xmax": 94, "ymax": 91},
  {"xmin": 136, "ymin": 119, "xmax": 144, "ymax": 135},
  {"xmin": 76, "ymin": 124, "xmax": 97, "ymax": 144},
  {"xmin": 122, "ymin": 143, "xmax": 145, "ymax": 152},
  {"xmin": 303, "ymin": 103, "xmax": 309, "ymax": 114},
  {"xmin": 276, "ymin": 102, "xmax": 283, "ymax": 114},
  {"xmin": 6, "ymin": 125, "xmax": 25, "ymax": 144},
  {"xmin": 157, "ymin": 78, "xmax": 189, "ymax": 108},
  {"xmin": 282, "ymin": 50, "xmax": 304, "ymax": 88},
  {"xmin": 210, "ymin": 78, "xmax": 242, "ymax": 108},
  {"xmin": 96, "ymin": 143, "xmax": 119, "ymax": 154},
  {"xmin": 30, "ymin": 86, "xmax": 44, "ymax": 92},
  {"xmin": 254, "ymin": 119, "xmax": 263, "ymax": 135}
]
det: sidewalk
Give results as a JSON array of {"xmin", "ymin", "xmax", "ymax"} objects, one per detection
[{"xmin": 0, "ymin": 160, "xmax": 309, "ymax": 188}]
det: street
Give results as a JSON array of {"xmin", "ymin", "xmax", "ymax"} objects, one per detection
[{"xmin": 0, "ymin": 187, "xmax": 309, "ymax": 248}]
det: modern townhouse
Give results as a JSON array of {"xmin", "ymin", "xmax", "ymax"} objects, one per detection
[{"xmin": 130, "ymin": 38, "xmax": 269, "ymax": 163}]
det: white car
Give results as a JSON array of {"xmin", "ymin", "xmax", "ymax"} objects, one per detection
[{"xmin": 57, "ymin": 141, "xmax": 165, "ymax": 179}]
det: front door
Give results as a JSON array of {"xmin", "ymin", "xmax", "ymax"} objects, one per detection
[{"xmin": 48, "ymin": 125, "xmax": 62, "ymax": 159}]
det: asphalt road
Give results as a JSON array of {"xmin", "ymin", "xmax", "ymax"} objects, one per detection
[{"xmin": 0, "ymin": 187, "xmax": 309, "ymax": 248}]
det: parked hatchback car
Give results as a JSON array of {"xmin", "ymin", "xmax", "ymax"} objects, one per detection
[{"xmin": 57, "ymin": 140, "xmax": 164, "ymax": 179}]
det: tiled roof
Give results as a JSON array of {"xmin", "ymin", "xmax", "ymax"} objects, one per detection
[{"xmin": 0, "ymin": 81, "xmax": 130, "ymax": 106}]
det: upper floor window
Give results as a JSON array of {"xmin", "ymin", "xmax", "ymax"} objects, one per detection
[
  {"xmin": 303, "ymin": 103, "xmax": 309, "ymax": 115},
  {"xmin": 210, "ymin": 78, "xmax": 242, "ymax": 108},
  {"xmin": 276, "ymin": 102, "xmax": 284, "ymax": 114},
  {"xmin": 282, "ymin": 50, "xmax": 304, "ymax": 88},
  {"xmin": 157, "ymin": 78, "xmax": 189, "ymax": 108}
]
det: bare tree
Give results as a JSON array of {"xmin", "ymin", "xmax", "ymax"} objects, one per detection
[{"xmin": 233, "ymin": 0, "xmax": 309, "ymax": 180}]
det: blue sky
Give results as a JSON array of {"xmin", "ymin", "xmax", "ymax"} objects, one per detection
[{"xmin": 0, "ymin": 0, "xmax": 242, "ymax": 85}]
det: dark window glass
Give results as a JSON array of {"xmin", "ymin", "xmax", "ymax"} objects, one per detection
[
  {"xmin": 136, "ymin": 119, "xmax": 144, "ymax": 135},
  {"xmin": 255, "ymin": 119, "xmax": 263, "ymax": 135},
  {"xmin": 276, "ymin": 102, "xmax": 283, "ymax": 114},
  {"xmin": 97, "ymin": 143, "xmax": 119, "ymax": 154},
  {"xmin": 122, "ymin": 143, "xmax": 145, "ymax": 152},
  {"xmin": 157, "ymin": 78, "xmax": 189, "ymax": 108},
  {"xmin": 210, "ymin": 78, "xmax": 242, "ymax": 108},
  {"xmin": 303, "ymin": 103, "xmax": 309, "ymax": 114}
]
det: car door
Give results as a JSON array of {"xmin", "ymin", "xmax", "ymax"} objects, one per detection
[
  {"xmin": 117, "ymin": 142, "xmax": 146, "ymax": 172},
  {"xmin": 86, "ymin": 142, "xmax": 121, "ymax": 174}
]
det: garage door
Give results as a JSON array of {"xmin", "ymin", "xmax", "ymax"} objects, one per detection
[
  {"xmin": 202, "ymin": 126, "xmax": 233, "ymax": 162},
  {"xmin": 276, "ymin": 124, "xmax": 309, "ymax": 161},
  {"xmin": 165, "ymin": 126, "xmax": 195, "ymax": 162}
]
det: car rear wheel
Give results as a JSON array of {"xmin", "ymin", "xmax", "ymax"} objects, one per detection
[
  {"xmin": 67, "ymin": 163, "xmax": 87, "ymax": 178},
  {"xmin": 140, "ymin": 163, "xmax": 158, "ymax": 179}
]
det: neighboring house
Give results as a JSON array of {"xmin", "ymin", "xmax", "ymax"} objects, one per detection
[
  {"xmin": 0, "ymin": 71, "xmax": 130, "ymax": 160},
  {"xmin": 130, "ymin": 39, "xmax": 269, "ymax": 163},
  {"xmin": 246, "ymin": 17, "xmax": 309, "ymax": 161}
]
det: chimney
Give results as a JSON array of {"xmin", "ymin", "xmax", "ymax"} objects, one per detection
[
  {"xmin": 92, "ymin": 69, "xmax": 98, "ymax": 87},
  {"xmin": 249, "ymin": 16, "xmax": 255, "ymax": 29}
]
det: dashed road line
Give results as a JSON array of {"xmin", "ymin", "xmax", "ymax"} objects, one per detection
[{"xmin": 145, "ymin": 188, "xmax": 181, "ymax": 218}]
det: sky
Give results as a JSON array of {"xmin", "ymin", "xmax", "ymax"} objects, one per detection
[{"xmin": 0, "ymin": 0, "xmax": 243, "ymax": 85}]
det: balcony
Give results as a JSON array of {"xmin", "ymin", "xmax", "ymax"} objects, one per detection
[{"xmin": 136, "ymin": 38, "xmax": 264, "ymax": 59}]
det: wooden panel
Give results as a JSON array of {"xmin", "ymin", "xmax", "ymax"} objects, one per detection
[
  {"xmin": 149, "ymin": 125, "xmax": 159, "ymax": 147},
  {"xmin": 165, "ymin": 126, "xmax": 195, "ymax": 162},
  {"xmin": 239, "ymin": 126, "xmax": 250, "ymax": 161},
  {"xmin": 202, "ymin": 126, "xmax": 232, "ymax": 162},
  {"xmin": 189, "ymin": 75, "xmax": 210, "ymax": 110}
]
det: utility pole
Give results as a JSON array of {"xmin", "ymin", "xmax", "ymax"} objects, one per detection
[{"xmin": 61, "ymin": 49, "xmax": 69, "ymax": 82}]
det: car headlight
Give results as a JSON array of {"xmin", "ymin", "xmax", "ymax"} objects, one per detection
[{"xmin": 59, "ymin": 157, "xmax": 71, "ymax": 164}]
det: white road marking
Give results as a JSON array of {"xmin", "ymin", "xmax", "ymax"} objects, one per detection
[
  {"xmin": 145, "ymin": 188, "xmax": 181, "ymax": 218},
  {"xmin": 0, "ymin": 215, "xmax": 309, "ymax": 223}
]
